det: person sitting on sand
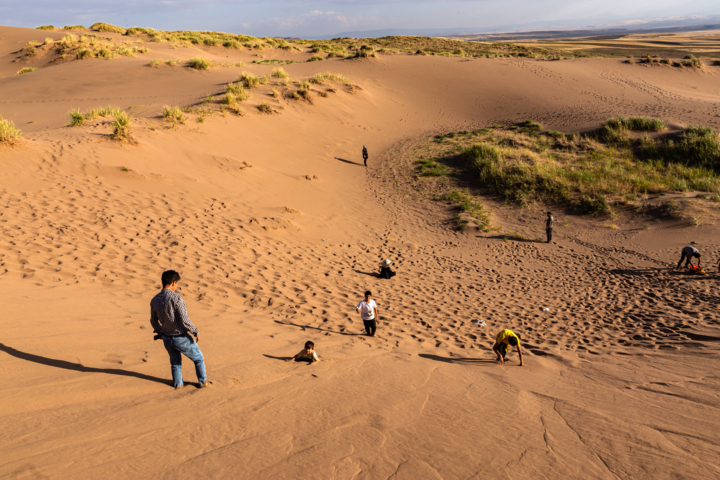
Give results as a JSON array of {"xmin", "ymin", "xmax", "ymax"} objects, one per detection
[
  {"xmin": 362, "ymin": 145, "xmax": 369, "ymax": 167},
  {"xmin": 379, "ymin": 259, "xmax": 396, "ymax": 279},
  {"xmin": 546, "ymin": 211, "xmax": 554, "ymax": 244},
  {"xmin": 287, "ymin": 341, "xmax": 319, "ymax": 363},
  {"xmin": 492, "ymin": 329, "xmax": 524, "ymax": 366},
  {"xmin": 676, "ymin": 246, "xmax": 701, "ymax": 270},
  {"xmin": 356, "ymin": 290, "xmax": 379, "ymax": 336},
  {"xmin": 150, "ymin": 270, "xmax": 208, "ymax": 389}
]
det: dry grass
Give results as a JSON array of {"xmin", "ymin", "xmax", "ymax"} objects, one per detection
[
  {"xmin": 90, "ymin": 22, "xmax": 126, "ymax": 34},
  {"xmin": 111, "ymin": 111, "xmax": 134, "ymax": 143},
  {"xmin": 271, "ymin": 67, "xmax": 289, "ymax": 79},
  {"xmin": 257, "ymin": 103, "xmax": 273, "ymax": 114},
  {"xmin": 161, "ymin": 105, "xmax": 186, "ymax": 124},
  {"xmin": 309, "ymin": 72, "xmax": 351, "ymax": 85},
  {"xmin": 16, "ymin": 67, "xmax": 38, "ymax": 75},
  {"xmin": 67, "ymin": 106, "xmax": 123, "ymax": 126},
  {"xmin": 0, "ymin": 117, "xmax": 23, "ymax": 145},
  {"xmin": 188, "ymin": 57, "xmax": 211, "ymax": 70},
  {"xmin": 239, "ymin": 72, "xmax": 260, "ymax": 88}
]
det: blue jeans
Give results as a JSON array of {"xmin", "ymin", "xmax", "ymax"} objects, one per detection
[{"xmin": 162, "ymin": 334, "xmax": 206, "ymax": 388}]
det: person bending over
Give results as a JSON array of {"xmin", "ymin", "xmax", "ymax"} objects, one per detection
[
  {"xmin": 492, "ymin": 329, "xmax": 524, "ymax": 366},
  {"xmin": 287, "ymin": 341, "xmax": 319, "ymax": 363},
  {"xmin": 676, "ymin": 246, "xmax": 701, "ymax": 270},
  {"xmin": 379, "ymin": 259, "xmax": 396, "ymax": 279},
  {"xmin": 150, "ymin": 270, "xmax": 208, "ymax": 389}
]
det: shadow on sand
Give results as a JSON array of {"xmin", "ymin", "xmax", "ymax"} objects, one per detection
[
  {"xmin": 274, "ymin": 320, "xmax": 363, "ymax": 336},
  {"xmin": 334, "ymin": 157, "xmax": 364, "ymax": 166},
  {"xmin": 418, "ymin": 353, "xmax": 496, "ymax": 365},
  {"xmin": 0, "ymin": 342, "xmax": 170, "ymax": 386}
]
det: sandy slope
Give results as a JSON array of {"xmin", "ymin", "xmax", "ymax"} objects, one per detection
[{"xmin": 1, "ymin": 26, "xmax": 720, "ymax": 479}]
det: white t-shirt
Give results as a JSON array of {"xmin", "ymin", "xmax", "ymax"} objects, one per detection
[
  {"xmin": 357, "ymin": 299, "xmax": 377, "ymax": 320},
  {"xmin": 682, "ymin": 246, "xmax": 699, "ymax": 257}
]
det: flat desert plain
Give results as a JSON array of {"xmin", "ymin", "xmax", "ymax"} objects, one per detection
[{"xmin": 1, "ymin": 25, "xmax": 720, "ymax": 479}]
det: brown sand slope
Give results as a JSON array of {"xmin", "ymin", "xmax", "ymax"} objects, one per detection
[{"xmin": 1, "ymin": 26, "xmax": 720, "ymax": 478}]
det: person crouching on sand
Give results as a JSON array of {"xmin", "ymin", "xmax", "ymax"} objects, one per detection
[
  {"xmin": 493, "ymin": 329, "xmax": 524, "ymax": 366},
  {"xmin": 379, "ymin": 259, "xmax": 396, "ymax": 279},
  {"xmin": 676, "ymin": 246, "xmax": 701, "ymax": 270},
  {"xmin": 287, "ymin": 341, "xmax": 319, "ymax": 363},
  {"xmin": 356, "ymin": 290, "xmax": 379, "ymax": 336}
]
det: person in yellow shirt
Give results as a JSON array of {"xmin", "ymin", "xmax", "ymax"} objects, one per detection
[{"xmin": 493, "ymin": 329, "xmax": 524, "ymax": 366}]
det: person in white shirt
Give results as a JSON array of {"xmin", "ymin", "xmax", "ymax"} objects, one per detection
[{"xmin": 356, "ymin": 290, "xmax": 379, "ymax": 336}]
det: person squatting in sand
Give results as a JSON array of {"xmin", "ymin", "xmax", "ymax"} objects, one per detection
[
  {"xmin": 492, "ymin": 329, "xmax": 524, "ymax": 366},
  {"xmin": 546, "ymin": 211, "xmax": 554, "ymax": 243},
  {"xmin": 676, "ymin": 246, "xmax": 701, "ymax": 270},
  {"xmin": 356, "ymin": 290, "xmax": 379, "ymax": 336},
  {"xmin": 150, "ymin": 270, "xmax": 208, "ymax": 389},
  {"xmin": 362, "ymin": 145, "xmax": 369, "ymax": 167},
  {"xmin": 287, "ymin": 341, "xmax": 319, "ymax": 363},
  {"xmin": 379, "ymin": 259, "xmax": 396, "ymax": 279}
]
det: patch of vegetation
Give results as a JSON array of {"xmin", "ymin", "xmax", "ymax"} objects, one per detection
[
  {"xmin": 680, "ymin": 55, "xmax": 704, "ymax": 68},
  {"xmin": 271, "ymin": 67, "xmax": 289, "ymax": 79},
  {"xmin": 442, "ymin": 189, "xmax": 492, "ymax": 231},
  {"xmin": 149, "ymin": 58, "xmax": 181, "ymax": 67},
  {"xmin": 161, "ymin": 105, "xmax": 186, "ymax": 124},
  {"xmin": 257, "ymin": 103, "xmax": 273, "ymax": 114},
  {"xmin": 226, "ymin": 83, "xmax": 250, "ymax": 101},
  {"xmin": 63, "ymin": 25, "xmax": 86, "ymax": 30},
  {"xmin": 417, "ymin": 158, "xmax": 450, "ymax": 177},
  {"xmin": 0, "ymin": 117, "xmax": 23, "ymax": 145},
  {"xmin": 239, "ymin": 71, "xmax": 260, "ymax": 88},
  {"xmin": 91, "ymin": 22, "xmax": 126, "ymax": 34},
  {"xmin": 604, "ymin": 116, "xmax": 666, "ymax": 132},
  {"xmin": 36, "ymin": 25, "xmax": 57, "ymax": 30},
  {"xmin": 110, "ymin": 111, "xmax": 134, "ymax": 142},
  {"xmin": 307, "ymin": 55, "xmax": 324, "ymax": 62},
  {"xmin": 16, "ymin": 67, "xmax": 38, "ymax": 75},
  {"xmin": 309, "ymin": 72, "xmax": 351, "ymax": 85},
  {"xmin": 252, "ymin": 59, "xmax": 297, "ymax": 65},
  {"xmin": 188, "ymin": 57, "xmax": 211, "ymax": 70},
  {"xmin": 67, "ymin": 105, "xmax": 123, "ymax": 126}
]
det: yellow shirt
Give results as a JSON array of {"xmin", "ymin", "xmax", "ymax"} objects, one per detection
[{"xmin": 496, "ymin": 329, "xmax": 520, "ymax": 346}]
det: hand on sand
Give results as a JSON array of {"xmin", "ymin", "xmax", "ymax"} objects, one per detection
[{"xmin": 497, "ymin": 358, "xmax": 504, "ymax": 366}]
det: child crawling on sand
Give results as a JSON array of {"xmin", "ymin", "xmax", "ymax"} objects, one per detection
[
  {"xmin": 492, "ymin": 329, "xmax": 524, "ymax": 366},
  {"xmin": 287, "ymin": 341, "xmax": 319, "ymax": 363}
]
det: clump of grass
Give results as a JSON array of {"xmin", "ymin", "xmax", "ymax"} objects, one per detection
[
  {"xmin": 307, "ymin": 55, "xmax": 324, "ymax": 62},
  {"xmin": 252, "ymin": 59, "xmax": 296, "ymax": 65},
  {"xmin": 111, "ymin": 112, "xmax": 134, "ymax": 142},
  {"xmin": 223, "ymin": 40, "xmax": 241, "ymax": 49},
  {"xmin": 16, "ymin": 67, "xmax": 38, "ymax": 75},
  {"xmin": 0, "ymin": 117, "xmax": 23, "ymax": 145},
  {"xmin": 680, "ymin": 55, "xmax": 704, "ymax": 68},
  {"xmin": 161, "ymin": 105, "xmax": 186, "ymax": 124},
  {"xmin": 239, "ymin": 71, "xmax": 259, "ymax": 88},
  {"xmin": 604, "ymin": 116, "xmax": 666, "ymax": 132},
  {"xmin": 271, "ymin": 88, "xmax": 279, "ymax": 98},
  {"xmin": 640, "ymin": 125, "xmax": 719, "ymax": 172},
  {"xmin": 417, "ymin": 158, "xmax": 450, "ymax": 177},
  {"xmin": 36, "ymin": 25, "xmax": 56, "ymax": 30},
  {"xmin": 150, "ymin": 58, "xmax": 180, "ymax": 67},
  {"xmin": 188, "ymin": 57, "xmax": 211, "ymax": 70},
  {"xmin": 91, "ymin": 22, "xmax": 126, "ymax": 34},
  {"xmin": 309, "ymin": 72, "xmax": 351, "ymax": 85},
  {"xmin": 226, "ymin": 83, "xmax": 250, "ymax": 101},
  {"xmin": 442, "ymin": 189, "xmax": 492, "ymax": 231},
  {"xmin": 68, "ymin": 109, "xmax": 85, "ymax": 126},
  {"xmin": 63, "ymin": 25, "xmax": 86, "ymax": 30},
  {"xmin": 257, "ymin": 103, "xmax": 273, "ymax": 114}
]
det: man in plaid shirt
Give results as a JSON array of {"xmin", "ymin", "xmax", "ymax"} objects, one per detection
[{"xmin": 150, "ymin": 270, "xmax": 207, "ymax": 389}]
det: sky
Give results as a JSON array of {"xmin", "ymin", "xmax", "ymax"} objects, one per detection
[{"xmin": 2, "ymin": 0, "xmax": 719, "ymax": 38}]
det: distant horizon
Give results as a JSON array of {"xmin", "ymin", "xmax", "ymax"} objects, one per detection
[{"xmin": 1, "ymin": 0, "xmax": 719, "ymax": 39}]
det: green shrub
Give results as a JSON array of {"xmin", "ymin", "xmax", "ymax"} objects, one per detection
[
  {"xmin": 91, "ymin": 22, "xmax": 126, "ymax": 34},
  {"xmin": 417, "ymin": 158, "xmax": 450, "ymax": 177},
  {"xmin": 307, "ymin": 55, "xmax": 324, "ymax": 62},
  {"xmin": 188, "ymin": 57, "xmax": 211, "ymax": 69},
  {"xmin": 111, "ymin": 112, "xmax": 133, "ymax": 142},
  {"xmin": 126, "ymin": 27, "xmax": 148, "ymax": 35},
  {"xmin": 68, "ymin": 109, "xmax": 85, "ymax": 126},
  {"xmin": 36, "ymin": 25, "xmax": 56, "ymax": 30},
  {"xmin": 161, "ymin": 105, "xmax": 186, "ymax": 124},
  {"xmin": 309, "ymin": 72, "xmax": 351, "ymax": 85},
  {"xmin": 76, "ymin": 48, "xmax": 95, "ymax": 59},
  {"xmin": 604, "ymin": 116, "xmax": 666, "ymax": 132},
  {"xmin": 63, "ymin": 25, "xmax": 85, "ymax": 30},
  {"xmin": 0, "ymin": 117, "xmax": 23, "ymax": 145},
  {"xmin": 239, "ymin": 71, "xmax": 259, "ymax": 88},
  {"xmin": 16, "ymin": 67, "xmax": 38, "ymax": 75}
]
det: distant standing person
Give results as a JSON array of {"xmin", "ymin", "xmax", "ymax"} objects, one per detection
[
  {"xmin": 379, "ymin": 259, "xmax": 396, "ymax": 279},
  {"xmin": 492, "ymin": 329, "xmax": 524, "ymax": 366},
  {"xmin": 362, "ymin": 145, "xmax": 369, "ymax": 167},
  {"xmin": 546, "ymin": 211, "xmax": 554, "ymax": 243},
  {"xmin": 150, "ymin": 270, "xmax": 208, "ymax": 389},
  {"xmin": 356, "ymin": 290, "xmax": 378, "ymax": 336},
  {"xmin": 676, "ymin": 246, "xmax": 701, "ymax": 270}
]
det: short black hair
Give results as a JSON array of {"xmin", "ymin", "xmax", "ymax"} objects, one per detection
[
  {"xmin": 695, "ymin": 253, "xmax": 701, "ymax": 257},
  {"xmin": 305, "ymin": 341, "xmax": 314, "ymax": 349},
  {"xmin": 161, "ymin": 270, "xmax": 181, "ymax": 287},
  {"xmin": 547, "ymin": 211, "xmax": 552, "ymax": 215},
  {"xmin": 508, "ymin": 336, "xmax": 518, "ymax": 346},
  {"xmin": 364, "ymin": 290, "xmax": 372, "ymax": 297}
]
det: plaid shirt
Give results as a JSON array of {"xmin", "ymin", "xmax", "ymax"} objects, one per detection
[{"xmin": 150, "ymin": 289, "xmax": 198, "ymax": 336}]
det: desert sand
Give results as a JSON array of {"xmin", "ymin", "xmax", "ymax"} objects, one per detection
[{"xmin": 1, "ymin": 25, "xmax": 720, "ymax": 479}]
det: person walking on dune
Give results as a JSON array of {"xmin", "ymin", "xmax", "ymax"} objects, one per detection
[
  {"xmin": 150, "ymin": 270, "xmax": 208, "ymax": 389},
  {"xmin": 546, "ymin": 211, "xmax": 554, "ymax": 243},
  {"xmin": 362, "ymin": 145, "xmax": 369, "ymax": 167},
  {"xmin": 356, "ymin": 290, "xmax": 379, "ymax": 336},
  {"xmin": 676, "ymin": 246, "xmax": 701, "ymax": 270},
  {"xmin": 492, "ymin": 329, "xmax": 524, "ymax": 366}
]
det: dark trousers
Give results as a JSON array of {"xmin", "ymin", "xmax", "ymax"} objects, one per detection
[
  {"xmin": 546, "ymin": 228, "xmax": 553, "ymax": 243},
  {"xmin": 363, "ymin": 319, "xmax": 376, "ymax": 336},
  {"xmin": 363, "ymin": 154, "xmax": 368, "ymax": 166},
  {"xmin": 499, "ymin": 343, "xmax": 509, "ymax": 359},
  {"xmin": 677, "ymin": 253, "xmax": 692, "ymax": 269}
]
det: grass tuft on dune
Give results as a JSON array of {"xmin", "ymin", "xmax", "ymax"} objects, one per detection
[
  {"xmin": 0, "ymin": 117, "xmax": 23, "ymax": 145},
  {"xmin": 16, "ymin": 67, "xmax": 38, "ymax": 75}
]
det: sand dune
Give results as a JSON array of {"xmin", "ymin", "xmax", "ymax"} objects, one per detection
[{"xmin": 2, "ymin": 25, "xmax": 720, "ymax": 478}]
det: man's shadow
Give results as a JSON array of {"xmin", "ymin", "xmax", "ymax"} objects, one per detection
[
  {"xmin": 0, "ymin": 342, "xmax": 169, "ymax": 386},
  {"xmin": 274, "ymin": 320, "xmax": 362, "ymax": 336},
  {"xmin": 334, "ymin": 157, "xmax": 364, "ymax": 166}
]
